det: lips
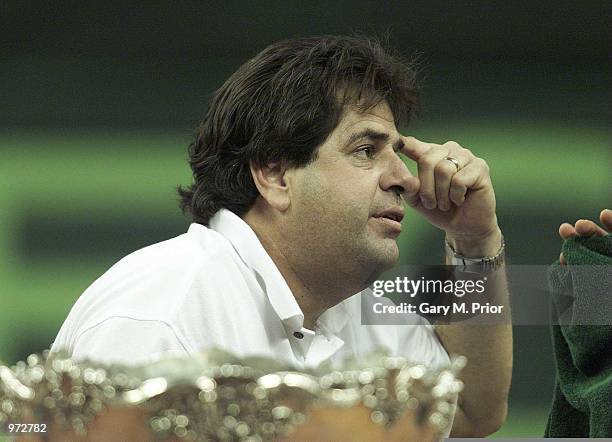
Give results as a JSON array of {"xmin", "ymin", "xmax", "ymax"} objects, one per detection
[
  {"xmin": 372, "ymin": 207, "xmax": 404, "ymax": 235},
  {"xmin": 373, "ymin": 208, "xmax": 404, "ymax": 223}
]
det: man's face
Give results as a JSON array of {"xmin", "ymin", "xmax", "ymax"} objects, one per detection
[{"xmin": 285, "ymin": 101, "xmax": 415, "ymax": 285}]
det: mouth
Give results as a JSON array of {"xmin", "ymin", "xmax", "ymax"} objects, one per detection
[
  {"xmin": 373, "ymin": 208, "xmax": 404, "ymax": 222},
  {"xmin": 372, "ymin": 208, "xmax": 404, "ymax": 234}
]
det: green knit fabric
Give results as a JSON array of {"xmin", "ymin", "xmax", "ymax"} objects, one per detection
[{"xmin": 545, "ymin": 234, "xmax": 612, "ymax": 438}]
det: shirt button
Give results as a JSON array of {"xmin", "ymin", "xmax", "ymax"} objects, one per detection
[{"xmin": 293, "ymin": 331, "xmax": 304, "ymax": 339}]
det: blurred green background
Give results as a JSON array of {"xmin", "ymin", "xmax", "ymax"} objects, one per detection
[{"xmin": 1, "ymin": 1, "xmax": 609, "ymax": 437}]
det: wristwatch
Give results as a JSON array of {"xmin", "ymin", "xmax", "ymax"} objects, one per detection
[{"xmin": 445, "ymin": 236, "xmax": 505, "ymax": 274}]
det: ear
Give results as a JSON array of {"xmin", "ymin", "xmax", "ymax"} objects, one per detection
[{"xmin": 250, "ymin": 161, "xmax": 291, "ymax": 212}]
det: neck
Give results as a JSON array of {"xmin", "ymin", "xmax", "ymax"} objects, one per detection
[{"xmin": 243, "ymin": 208, "xmax": 351, "ymax": 330}]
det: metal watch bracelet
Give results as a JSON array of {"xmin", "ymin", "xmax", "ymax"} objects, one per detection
[{"xmin": 445, "ymin": 235, "xmax": 505, "ymax": 274}]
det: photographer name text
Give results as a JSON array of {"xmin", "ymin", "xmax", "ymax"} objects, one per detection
[{"xmin": 373, "ymin": 302, "xmax": 504, "ymax": 315}]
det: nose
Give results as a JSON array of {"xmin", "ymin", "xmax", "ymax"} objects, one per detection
[{"xmin": 379, "ymin": 150, "xmax": 418, "ymax": 197}]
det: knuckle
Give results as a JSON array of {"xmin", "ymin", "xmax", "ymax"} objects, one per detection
[
  {"xmin": 451, "ymin": 186, "xmax": 467, "ymax": 199},
  {"xmin": 450, "ymin": 195, "xmax": 464, "ymax": 205},
  {"xmin": 434, "ymin": 161, "xmax": 454, "ymax": 177},
  {"xmin": 450, "ymin": 187, "xmax": 466, "ymax": 201},
  {"xmin": 420, "ymin": 153, "xmax": 438, "ymax": 169},
  {"xmin": 444, "ymin": 140, "xmax": 461, "ymax": 150},
  {"xmin": 461, "ymin": 147, "xmax": 474, "ymax": 158},
  {"xmin": 451, "ymin": 173, "xmax": 466, "ymax": 186},
  {"xmin": 449, "ymin": 195, "xmax": 463, "ymax": 205},
  {"xmin": 475, "ymin": 157, "xmax": 489, "ymax": 169}
]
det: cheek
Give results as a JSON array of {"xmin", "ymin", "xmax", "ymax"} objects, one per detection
[
  {"xmin": 323, "ymin": 195, "xmax": 374, "ymax": 243},
  {"xmin": 296, "ymin": 166, "xmax": 378, "ymax": 227}
]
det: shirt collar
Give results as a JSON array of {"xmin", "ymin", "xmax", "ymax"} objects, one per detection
[
  {"xmin": 202, "ymin": 209, "xmax": 351, "ymax": 338},
  {"xmin": 207, "ymin": 209, "xmax": 304, "ymax": 332},
  {"xmin": 317, "ymin": 300, "xmax": 351, "ymax": 337}
]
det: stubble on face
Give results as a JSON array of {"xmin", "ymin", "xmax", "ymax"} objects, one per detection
[{"xmin": 284, "ymin": 103, "xmax": 403, "ymax": 293}]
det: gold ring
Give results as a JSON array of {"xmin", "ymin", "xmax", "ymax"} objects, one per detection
[{"xmin": 443, "ymin": 156, "xmax": 460, "ymax": 170}]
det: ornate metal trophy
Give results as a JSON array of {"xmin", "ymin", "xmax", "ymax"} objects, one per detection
[{"xmin": 1, "ymin": 349, "xmax": 464, "ymax": 441}]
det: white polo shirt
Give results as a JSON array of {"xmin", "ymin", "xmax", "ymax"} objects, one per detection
[{"xmin": 51, "ymin": 209, "xmax": 450, "ymax": 371}]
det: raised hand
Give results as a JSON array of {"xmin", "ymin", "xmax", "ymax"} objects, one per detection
[
  {"xmin": 400, "ymin": 136, "xmax": 499, "ymax": 243},
  {"xmin": 558, "ymin": 209, "xmax": 612, "ymax": 265}
]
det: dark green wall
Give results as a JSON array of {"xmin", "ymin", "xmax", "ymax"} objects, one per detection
[{"xmin": 1, "ymin": 1, "xmax": 610, "ymax": 426}]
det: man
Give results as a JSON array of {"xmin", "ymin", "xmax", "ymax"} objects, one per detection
[{"xmin": 52, "ymin": 35, "xmax": 511, "ymax": 436}]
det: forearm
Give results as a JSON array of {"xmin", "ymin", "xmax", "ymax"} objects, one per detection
[
  {"xmin": 436, "ymin": 321, "xmax": 512, "ymax": 436},
  {"xmin": 436, "ymin": 228, "xmax": 513, "ymax": 436}
]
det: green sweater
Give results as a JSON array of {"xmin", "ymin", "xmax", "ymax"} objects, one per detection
[{"xmin": 545, "ymin": 234, "xmax": 612, "ymax": 438}]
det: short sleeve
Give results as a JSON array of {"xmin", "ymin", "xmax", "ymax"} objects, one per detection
[{"xmin": 65, "ymin": 316, "xmax": 190, "ymax": 366}]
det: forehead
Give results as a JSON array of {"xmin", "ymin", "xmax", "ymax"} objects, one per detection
[{"xmin": 333, "ymin": 101, "xmax": 398, "ymax": 141}]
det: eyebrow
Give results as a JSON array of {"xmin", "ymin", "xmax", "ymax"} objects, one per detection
[{"xmin": 345, "ymin": 128, "xmax": 404, "ymax": 152}]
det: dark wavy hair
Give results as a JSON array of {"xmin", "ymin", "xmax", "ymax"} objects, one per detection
[{"xmin": 178, "ymin": 35, "xmax": 421, "ymax": 225}]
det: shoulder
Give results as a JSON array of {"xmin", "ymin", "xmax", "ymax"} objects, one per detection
[
  {"xmin": 108, "ymin": 224, "xmax": 226, "ymax": 276},
  {"xmin": 53, "ymin": 224, "xmax": 239, "ymax": 353},
  {"xmin": 89, "ymin": 223, "xmax": 235, "ymax": 303},
  {"xmin": 52, "ymin": 316, "xmax": 190, "ymax": 366}
]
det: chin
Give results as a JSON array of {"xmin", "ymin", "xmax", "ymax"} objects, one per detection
[
  {"xmin": 349, "ymin": 235, "xmax": 400, "ymax": 279},
  {"xmin": 362, "ymin": 255, "xmax": 397, "ymax": 286},
  {"xmin": 382, "ymin": 239, "xmax": 400, "ymax": 262},
  {"xmin": 380, "ymin": 253, "xmax": 399, "ymax": 271},
  {"xmin": 365, "ymin": 242, "xmax": 400, "ymax": 275}
]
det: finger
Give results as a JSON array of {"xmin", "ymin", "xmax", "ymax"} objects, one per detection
[
  {"xmin": 415, "ymin": 145, "xmax": 449, "ymax": 209},
  {"xmin": 401, "ymin": 136, "xmax": 434, "ymax": 162},
  {"xmin": 559, "ymin": 252, "xmax": 567, "ymax": 265},
  {"xmin": 448, "ymin": 158, "xmax": 489, "ymax": 206},
  {"xmin": 402, "ymin": 177, "xmax": 421, "ymax": 207},
  {"xmin": 434, "ymin": 160, "xmax": 459, "ymax": 211},
  {"xmin": 574, "ymin": 219, "xmax": 608, "ymax": 237},
  {"xmin": 558, "ymin": 223, "xmax": 577, "ymax": 239},
  {"xmin": 600, "ymin": 209, "xmax": 612, "ymax": 232},
  {"xmin": 434, "ymin": 144, "xmax": 473, "ymax": 211}
]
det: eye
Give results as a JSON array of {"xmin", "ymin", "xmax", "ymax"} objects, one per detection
[{"xmin": 355, "ymin": 144, "xmax": 376, "ymax": 159}]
